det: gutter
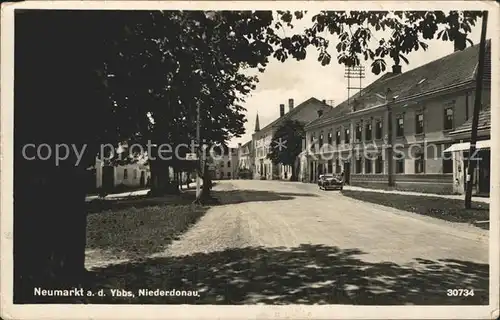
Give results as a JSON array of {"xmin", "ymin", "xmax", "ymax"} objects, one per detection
[{"xmin": 305, "ymin": 80, "xmax": 477, "ymax": 131}]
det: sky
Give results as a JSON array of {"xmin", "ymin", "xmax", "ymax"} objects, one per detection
[{"xmin": 228, "ymin": 11, "xmax": 492, "ymax": 148}]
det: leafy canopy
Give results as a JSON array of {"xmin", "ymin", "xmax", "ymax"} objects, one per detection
[{"xmin": 36, "ymin": 10, "xmax": 483, "ymax": 168}]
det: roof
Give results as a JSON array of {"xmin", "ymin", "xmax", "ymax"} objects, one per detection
[
  {"xmin": 449, "ymin": 105, "xmax": 491, "ymax": 135},
  {"xmin": 307, "ymin": 40, "xmax": 492, "ymax": 129},
  {"xmin": 255, "ymin": 97, "xmax": 331, "ymax": 134}
]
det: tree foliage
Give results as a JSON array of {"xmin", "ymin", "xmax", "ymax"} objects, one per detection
[{"xmin": 270, "ymin": 10, "xmax": 483, "ymax": 74}]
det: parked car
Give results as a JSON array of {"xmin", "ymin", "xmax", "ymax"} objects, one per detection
[{"xmin": 318, "ymin": 173, "xmax": 344, "ymax": 191}]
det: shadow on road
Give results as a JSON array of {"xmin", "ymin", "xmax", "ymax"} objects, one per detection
[
  {"xmin": 76, "ymin": 244, "xmax": 489, "ymax": 305},
  {"xmin": 87, "ymin": 188, "xmax": 317, "ymax": 214},
  {"xmin": 211, "ymin": 190, "xmax": 319, "ymax": 205}
]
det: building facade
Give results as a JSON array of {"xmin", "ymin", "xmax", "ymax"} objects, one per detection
[
  {"xmin": 302, "ymin": 41, "xmax": 491, "ymax": 195},
  {"xmin": 445, "ymin": 107, "xmax": 491, "ymax": 195},
  {"xmin": 212, "ymin": 147, "xmax": 239, "ymax": 180},
  {"xmin": 252, "ymin": 98, "xmax": 332, "ymax": 180},
  {"xmin": 237, "ymin": 140, "xmax": 254, "ymax": 179},
  {"xmin": 91, "ymin": 157, "xmax": 151, "ymax": 193}
]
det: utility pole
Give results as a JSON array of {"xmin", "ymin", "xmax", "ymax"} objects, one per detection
[{"xmin": 465, "ymin": 10, "xmax": 488, "ymax": 209}]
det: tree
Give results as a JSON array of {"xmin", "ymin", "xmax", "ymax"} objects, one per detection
[{"xmin": 267, "ymin": 120, "xmax": 305, "ymax": 181}]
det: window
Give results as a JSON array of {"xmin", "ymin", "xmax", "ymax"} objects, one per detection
[
  {"xmin": 416, "ymin": 113, "xmax": 424, "ymax": 135},
  {"xmin": 319, "ymin": 132, "xmax": 324, "ymax": 147},
  {"xmin": 344, "ymin": 127, "xmax": 350, "ymax": 144},
  {"xmin": 375, "ymin": 155, "xmax": 383, "ymax": 173},
  {"xmin": 396, "ymin": 159, "xmax": 405, "ymax": 174},
  {"xmin": 123, "ymin": 169, "xmax": 128, "ymax": 179},
  {"xmin": 311, "ymin": 133, "xmax": 316, "ymax": 150},
  {"xmin": 221, "ymin": 161, "xmax": 224, "ymax": 168},
  {"xmin": 442, "ymin": 144, "xmax": 453, "ymax": 174},
  {"xmin": 365, "ymin": 158, "xmax": 372, "ymax": 173},
  {"xmin": 355, "ymin": 123, "xmax": 362, "ymax": 141},
  {"xmin": 328, "ymin": 160, "xmax": 333, "ymax": 173},
  {"xmin": 133, "ymin": 169, "xmax": 138, "ymax": 179},
  {"xmin": 227, "ymin": 172, "xmax": 231, "ymax": 177},
  {"xmin": 227, "ymin": 161, "xmax": 231, "ymax": 167},
  {"xmin": 327, "ymin": 131, "xmax": 333, "ymax": 145},
  {"xmin": 414, "ymin": 150, "xmax": 425, "ymax": 174},
  {"xmin": 444, "ymin": 107, "xmax": 454, "ymax": 130},
  {"xmin": 375, "ymin": 119, "xmax": 383, "ymax": 140},
  {"xmin": 396, "ymin": 116, "xmax": 404, "ymax": 137},
  {"xmin": 365, "ymin": 122, "xmax": 373, "ymax": 141},
  {"xmin": 355, "ymin": 157, "xmax": 362, "ymax": 173},
  {"xmin": 335, "ymin": 130, "xmax": 341, "ymax": 145}
]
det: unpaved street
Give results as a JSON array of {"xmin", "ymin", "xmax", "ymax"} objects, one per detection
[{"xmin": 89, "ymin": 180, "xmax": 489, "ymax": 305}]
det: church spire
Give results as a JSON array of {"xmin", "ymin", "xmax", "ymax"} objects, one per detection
[{"xmin": 254, "ymin": 112, "xmax": 260, "ymax": 132}]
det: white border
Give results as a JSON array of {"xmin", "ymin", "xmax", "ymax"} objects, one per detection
[{"xmin": 1, "ymin": 1, "xmax": 499, "ymax": 320}]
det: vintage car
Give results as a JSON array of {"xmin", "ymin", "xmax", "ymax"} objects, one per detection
[{"xmin": 318, "ymin": 173, "xmax": 344, "ymax": 190}]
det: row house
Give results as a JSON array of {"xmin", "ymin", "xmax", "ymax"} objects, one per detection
[
  {"xmin": 252, "ymin": 98, "xmax": 332, "ymax": 180},
  {"xmin": 302, "ymin": 40, "xmax": 491, "ymax": 195}
]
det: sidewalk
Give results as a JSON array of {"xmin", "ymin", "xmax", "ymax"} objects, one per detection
[{"xmin": 342, "ymin": 185, "xmax": 490, "ymax": 204}]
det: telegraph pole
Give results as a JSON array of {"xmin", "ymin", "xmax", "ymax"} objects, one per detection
[{"xmin": 465, "ymin": 10, "xmax": 488, "ymax": 209}]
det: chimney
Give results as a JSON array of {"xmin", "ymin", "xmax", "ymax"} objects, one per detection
[
  {"xmin": 322, "ymin": 99, "xmax": 326, "ymax": 104},
  {"xmin": 238, "ymin": 143, "xmax": 242, "ymax": 148},
  {"xmin": 317, "ymin": 110, "xmax": 324, "ymax": 118},
  {"xmin": 280, "ymin": 104, "xmax": 285, "ymax": 117},
  {"xmin": 288, "ymin": 98, "xmax": 294, "ymax": 111},
  {"xmin": 392, "ymin": 65, "xmax": 402, "ymax": 74},
  {"xmin": 386, "ymin": 88, "xmax": 394, "ymax": 102}
]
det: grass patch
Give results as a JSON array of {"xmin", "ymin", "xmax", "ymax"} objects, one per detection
[
  {"xmin": 341, "ymin": 190, "xmax": 489, "ymax": 229},
  {"xmin": 86, "ymin": 194, "xmax": 209, "ymax": 260}
]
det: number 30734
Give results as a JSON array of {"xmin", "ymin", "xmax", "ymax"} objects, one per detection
[{"xmin": 447, "ymin": 289, "xmax": 475, "ymax": 297}]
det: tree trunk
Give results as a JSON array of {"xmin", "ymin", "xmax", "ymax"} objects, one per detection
[{"xmin": 194, "ymin": 161, "xmax": 215, "ymax": 203}]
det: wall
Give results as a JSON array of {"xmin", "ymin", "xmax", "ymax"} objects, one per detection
[
  {"xmin": 95, "ymin": 158, "xmax": 103, "ymax": 188},
  {"xmin": 214, "ymin": 149, "xmax": 239, "ymax": 179},
  {"xmin": 350, "ymin": 174, "xmax": 454, "ymax": 194},
  {"xmin": 304, "ymin": 86, "xmax": 490, "ymax": 186},
  {"xmin": 115, "ymin": 164, "xmax": 150, "ymax": 188}
]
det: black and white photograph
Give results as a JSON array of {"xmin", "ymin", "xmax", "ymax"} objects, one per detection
[{"xmin": 1, "ymin": 1, "xmax": 499, "ymax": 319}]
